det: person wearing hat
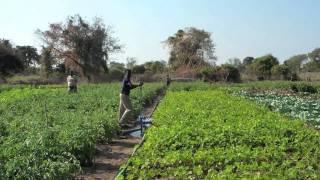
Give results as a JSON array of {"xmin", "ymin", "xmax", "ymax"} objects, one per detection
[{"xmin": 119, "ymin": 69, "xmax": 143, "ymax": 128}]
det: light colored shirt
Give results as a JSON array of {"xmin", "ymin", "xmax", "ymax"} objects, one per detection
[{"xmin": 67, "ymin": 75, "xmax": 77, "ymax": 87}]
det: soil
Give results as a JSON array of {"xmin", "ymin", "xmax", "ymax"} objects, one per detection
[{"xmin": 76, "ymin": 89, "xmax": 165, "ymax": 180}]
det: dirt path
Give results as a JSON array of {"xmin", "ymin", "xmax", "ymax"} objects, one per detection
[{"xmin": 77, "ymin": 90, "xmax": 165, "ymax": 180}]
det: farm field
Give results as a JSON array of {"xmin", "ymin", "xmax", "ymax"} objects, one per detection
[
  {"xmin": 2, "ymin": 81, "xmax": 320, "ymax": 179},
  {"xmin": 2, "ymin": 1, "xmax": 320, "ymax": 179},
  {"xmin": 236, "ymin": 90, "xmax": 320, "ymax": 129},
  {"xmin": 0, "ymin": 83, "xmax": 165, "ymax": 179},
  {"xmin": 119, "ymin": 82, "xmax": 320, "ymax": 179}
]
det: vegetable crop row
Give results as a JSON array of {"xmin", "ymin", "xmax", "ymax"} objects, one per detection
[
  {"xmin": 235, "ymin": 90, "xmax": 320, "ymax": 129},
  {"xmin": 121, "ymin": 89, "xmax": 320, "ymax": 179},
  {"xmin": 0, "ymin": 83, "xmax": 165, "ymax": 179}
]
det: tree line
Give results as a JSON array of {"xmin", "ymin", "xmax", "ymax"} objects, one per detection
[
  {"xmin": 221, "ymin": 47, "xmax": 320, "ymax": 82},
  {"xmin": 164, "ymin": 28, "xmax": 320, "ymax": 82},
  {"xmin": 1, "ymin": 14, "xmax": 320, "ymax": 83}
]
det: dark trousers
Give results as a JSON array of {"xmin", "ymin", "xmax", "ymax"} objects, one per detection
[{"xmin": 68, "ymin": 86, "xmax": 77, "ymax": 93}]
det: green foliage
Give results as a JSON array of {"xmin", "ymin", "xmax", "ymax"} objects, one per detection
[
  {"xmin": 109, "ymin": 61, "xmax": 125, "ymax": 72},
  {"xmin": 271, "ymin": 64, "xmax": 291, "ymax": 80},
  {"xmin": 16, "ymin": 45, "xmax": 40, "ymax": 68},
  {"xmin": 168, "ymin": 81, "xmax": 320, "ymax": 92},
  {"xmin": 284, "ymin": 54, "xmax": 307, "ymax": 73},
  {"xmin": 220, "ymin": 64, "xmax": 241, "ymax": 82},
  {"xmin": 199, "ymin": 67, "xmax": 215, "ymax": 81},
  {"xmin": 132, "ymin": 65, "xmax": 146, "ymax": 74},
  {"xmin": 168, "ymin": 82, "xmax": 215, "ymax": 92},
  {"xmin": 226, "ymin": 58, "xmax": 242, "ymax": 69},
  {"xmin": 0, "ymin": 41, "xmax": 24, "ymax": 77},
  {"xmin": 309, "ymin": 48, "xmax": 320, "ymax": 62},
  {"xmin": 290, "ymin": 83, "xmax": 318, "ymax": 94},
  {"xmin": 126, "ymin": 57, "xmax": 137, "ymax": 69},
  {"xmin": 39, "ymin": 47, "xmax": 53, "ymax": 78},
  {"xmin": 108, "ymin": 61, "xmax": 125, "ymax": 81},
  {"xmin": 251, "ymin": 54, "xmax": 279, "ymax": 80},
  {"xmin": 200, "ymin": 65, "xmax": 240, "ymax": 82},
  {"xmin": 123, "ymin": 89, "xmax": 320, "ymax": 178},
  {"xmin": 109, "ymin": 68, "xmax": 124, "ymax": 81},
  {"xmin": 236, "ymin": 90, "xmax": 320, "ymax": 128},
  {"xmin": 144, "ymin": 60, "xmax": 167, "ymax": 73},
  {"xmin": 302, "ymin": 60, "xmax": 320, "ymax": 72},
  {"xmin": 242, "ymin": 57, "xmax": 254, "ymax": 66},
  {"xmin": 0, "ymin": 83, "xmax": 164, "ymax": 179}
]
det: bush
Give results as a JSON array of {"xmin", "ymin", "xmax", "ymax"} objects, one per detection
[
  {"xmin": 132, "ymin": 65, "xmax": 146, "ymax": 74},
  {"xmin": 290, "ymin": 83, "xmax": 318, "ymax": 94},
  {"xmin": 221, "ymin": 64, "xmax": 241, "ymax": 82},
  {"xmin": 271, "ymin": 64, "xmax": 291, "ymax": 80},
  {"xmin": 250, "ymin": 54, "xmax": 279, "ymax": 80},
  {"xmin": 0, "ymin": 52, "xmax": 24, "ymax": 76},
  {"xmin": 108, "ymin": 68, "xmax": 124, "ymax": 81},
  {"xmin": 200, "ymin": 67, "xmax": 216, "ymax": 82},
  {"xmin": 200, "ymin": 65, "xmax": 241, "ymax": 82},
  {"xmin": 290, "ymin": 73, "xmax": 299, "ymax": 81}
]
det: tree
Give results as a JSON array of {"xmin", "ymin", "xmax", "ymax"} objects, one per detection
[
  {"xmin": 15, "ymin": 46, "xmax": 39, "ymax": 68},
  {"xmin": 54, "ymin": 63, "xmax": 66, "ymax": 73},
  {"xmin": 220, "ymin": 64, "xmax": 241, "ymax": 82},
  {"xmin": 251, "ymin": 54, "xmax": 279, "ymax": 80},
  {"xmin": 39, "ymin": 47, "xmax": 53, "ymax": 78},
  {"xmin": 302, "ymin": 60, "xmax": 320, "ymax": 72},
  {"xmin": 0, "ymin": 44, "xmax": 23, "ymax": 80},
  {"xmin": 109, "ymin": 61, "xmax": 125, "ymax": 71},
  {"xmin": 200, "ymin": 64, "xmax": 240, "ymax": 82},
  {"xmin": 284, "ymin": 54, "xmax": 307, "ymax": 73},
  {"xmin": 126, "ymin": 57, "xmax": 137, "ymax": 69},
  {"xmin": 37, "ymin": 15, "xmax": 121, "ymax": 81},
  {"xmin": 144, "ymin": 60, "xmax": 166, "ymax": 73},
  {"xmin": 0, "ymin": 39, "xmax": 14, "ymax": 51},
  {"xmin": 241, "ymin": 56, "xmax": 255, "ymax": 76},
  {"xmin": 309, "ymin": 48, "xmax": 320, "ymax": 62},
  {"xmin": 165, "ymin": 27, "xmax": 216, "ymax": 69},
  {"xmin": 242, "ymin": 57, "xmax": 254, "ymax": 66},
  {"xmin": 227, "ymin": 58, "xmax": 242, "ymax": 69},
  {"xmin": 132, "ymin": 64, "xmax": 146, "ymax": 74},
  {"xmin": 271, "ymin": 64, "xmax": 291, "ymax": 80},
  {"xmin": 109, "ymin": 61, "xmax": 125, "ymax": 81}
]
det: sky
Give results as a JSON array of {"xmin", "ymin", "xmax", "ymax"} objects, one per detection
[{"xmin": 1, "ymin": 0, "xmax": 320, "ymax": 64}]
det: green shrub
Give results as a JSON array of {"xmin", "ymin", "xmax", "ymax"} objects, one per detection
[
  {"xmin": 200, "ymin": 65, "xmax": 240, "ymax": 82},
  {"xmin": 290, "ymin": 83, "xmax": 318, "ymax": 94}
]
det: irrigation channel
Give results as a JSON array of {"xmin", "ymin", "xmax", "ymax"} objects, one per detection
[{"xmin": 77, "ymin": 89, "xmax": 165, "ymax": 180}]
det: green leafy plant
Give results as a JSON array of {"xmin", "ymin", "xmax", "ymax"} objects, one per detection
[
  {"xmin": 122, "ymin": 89, "xmax": 320, "ymax": 179},
  {"xmin": 290, "ymin": 83, "xmax": 318, "ymax": 94},
  {"xmin": 0, "ymin": 83, "xmax": 165, "ymax": 179},
  {"xmin": 235, "ymin": 90, "xmax": 320, "ymax": 128}
]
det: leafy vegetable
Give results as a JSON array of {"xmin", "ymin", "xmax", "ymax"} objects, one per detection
[
  {"xmin": 235, "ymin": 90, "xmax": 320, "ymax": 128},
  {"xmin": 122, "ymin": 89, "xmax": 320, "ymax": 179},
  {"xmin": 0, "ymin": 83, "xmax": 164, "ymax": 179}
]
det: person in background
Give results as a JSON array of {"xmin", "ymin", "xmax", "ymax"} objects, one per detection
[
  {"xmin": 166, "ymin": 74, "xmax": 171, "ymax": 86},
  {"xmin": 119, "ymin": 69, "xmax": 143, "ymax": 128},
  {"xmin": 67, "ymin": 71, "xmax": 77, "ymax": 93}
]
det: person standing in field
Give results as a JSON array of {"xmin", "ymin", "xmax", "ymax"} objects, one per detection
[
  {"xmin": 166, "ymin": 74, "xmax": 171, "ymax": 86},
  {"xmin": 119, "ymin": 69, "xmax": 143, "ymax": 128},
  {"xmin": 67, "ymin": 71, "xmax": 77, "ymax": 93}
]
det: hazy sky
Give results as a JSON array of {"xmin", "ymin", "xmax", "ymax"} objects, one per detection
[{"xmin": 1, "ymin": 0, "xmax": 320, "ymax": 64}]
